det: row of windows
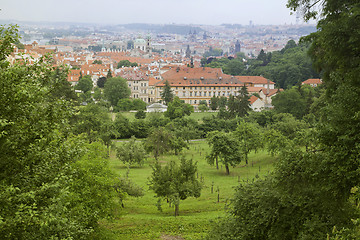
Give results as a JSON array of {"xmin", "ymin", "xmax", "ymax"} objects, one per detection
[
  {"xmin": 182, "ymin": 91, "xmax": 236, "ymax": 97},
  {"xmin": 189, "ymin": 100, "xmax": 211, "ymax": 105},
  {"xmin": 172, "ymin": 86, "xmax": 239, "ymax": 90}
]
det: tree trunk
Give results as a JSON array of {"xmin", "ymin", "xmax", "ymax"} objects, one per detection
[
  {"xmin": 216, "ymin": 156, "xmax": 219, "ymax": 170},
  {"xmin": 245, "ymin": 153, "xmax": 248, "ymax": 165},
  {"xmin": 174, "ymin": 203, "xmax": 179, "ymax": 217},
  {"xmin": 225, "ymin": 164, "xmax": 230, "ymax": 175}
]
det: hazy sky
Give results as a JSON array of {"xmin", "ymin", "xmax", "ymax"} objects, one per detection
[{"xmin": 0, "ymin": 0, "xmax": 301, "ymax": 25}]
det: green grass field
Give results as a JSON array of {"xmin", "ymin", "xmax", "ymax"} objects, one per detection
[{"xmin": 103, "ymin": 140, "xmax": 276, "ymax": 239}]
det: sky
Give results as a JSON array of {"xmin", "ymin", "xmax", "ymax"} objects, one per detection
[{"xmin": 0, "ymin": 0, "xmax": 302, "ymax": 25}]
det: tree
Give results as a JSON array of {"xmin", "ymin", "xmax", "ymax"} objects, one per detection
[
  {"xmin": 92, "ymin": 60, "xmax": 102, "ymax": 64},
  {"xmin": 234, "ymin": 121, "xmax": 264, "ymax": 164},
  {"xmin": 230, "ymin": 85, "xmax": 251, "ymax": 118},
  {"xmin": 116, "ymin": 136, "xmax": 147, "ymax": 166},
  {"xmin": 208, "ymin": 1, "xmax": 360, "ymax": 239},
  {"xmin": 106, "ymin": 69, "xmax": 112, "ymax": 78},
  {"xmin": 272, "ymin": 87, "xmax": 307, "ymax": 119},
  {"xmin": 160, "ymin": 80, "xmax": 174, "ymax": 105},
  {"xmin": 149, "ymin": 157, "xmax": 202, "ymax": 216},
  {"xmin": 135, "ymin": 110, "xmax": 146, "ymax": 119},
  {"xmin": 97, "ymin": 76, "xmax": 107, "ymax": 88},
  {"xmin": 132, "ymin": 98, "xmax": 147, "ymax": 111},
  {"xmin": 117, "ymin": 98, "xmax": 133, "ymax": 111},
  {"xmin": 210, "ymin": 96, "xmax": 219, "ymax": 110},
  {"xmin": 0, "ymin": 25, "xmax": 118, "ymax": 239},
  {"xmin": 144, "ymin": 127, "xmax": 174, "ymax": 160},
  {"xmin": 73, "ymin": 103, "xmax": 116, "ymax": 147},
  {"xmin": 93, "ymin": 87, "xmax": 102, "ymax": 101},
  {"xmin": 49, "ymin": 67, "xmax": 78, "ymax": 102},
  {"xmin": 113, "ymin": 113, "xmax": 132, "ymax": 139},
  {"xmin": 164, "ymin": 96, "xmax": 193, "ymax": 119},
  {"xmin": 117, "ymin": 60, "xmax": 138, "ymax": 68},
  {"xmin": 75, "ymin": 75, "xmax": 93, "ymax": 93},
  {"xmin": 104, "ymin": 77, "xmax": 131, "ymax": 106},
  {"xmin": 206, "ymin": 131, "xmax": 242, "ymax": 175}
]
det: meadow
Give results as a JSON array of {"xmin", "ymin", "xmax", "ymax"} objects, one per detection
[{"xmin": 104, "ymin": 140, "xmax": 276, "ymax": 239}]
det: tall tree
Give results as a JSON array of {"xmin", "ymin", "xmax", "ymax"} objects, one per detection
[
  {"xmin": 160, "ymin": 80, "xmax": 174, "ymax": 105},
  {"xmin": 0, "ymin": 25, "xmax": 118, "ymax": 239},
  {"xmin": 208, "ymin": 1, "xmax": 360, "ymax": 239},
  {"xmin": 104, "ymin": 77, "xmax": 131, "ymax": 106}
]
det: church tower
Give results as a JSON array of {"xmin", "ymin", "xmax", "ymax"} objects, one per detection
[
  {"xmin": 185, "ymin": 45, "xmax": 191, "ymax": 58},
  {"xmin": 235, "ymin": 40, "xmax": 241, "ymax": 53},
  {"xmin": 146, "ymin": 35, "xmax": 152, "ymax": 54}
]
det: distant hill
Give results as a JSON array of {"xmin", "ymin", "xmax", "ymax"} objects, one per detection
[{"xmin": 119, "ymin": 23, "xmax": 203, "ymax": 35}]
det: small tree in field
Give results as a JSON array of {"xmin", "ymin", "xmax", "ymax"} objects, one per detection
[
  {"xmin": 206, "ymin": 131, "xmax": 242, "ymax": 175},
  {"xmin": 149, "ymin": 157, "xmax": 202, "ymax": 216},
  {"xmin": 144, "ymin": 127, "xmax": 173, "ymax": 160},
  {"xmin": 116, "ymin": 136, "xmax": 147, "ymax": 166}
]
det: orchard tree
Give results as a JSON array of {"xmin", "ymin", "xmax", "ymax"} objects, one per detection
[
  {"xmin": 144, "ymin": 127, "xmax": 174, "ymax": 160},
  {"xmin": 104, "ymin": 77, "xmax": 131, "ymax": 106},
  {"xmin": 160, "ymin": 80, "xmax": 174, "ymax": 105},
  {"xmin": 233, "ymin": 121, "xmax": 264, "ymax": 164},
  {"xmin": 206, "ymin": 131, "xmax": 242, "ymax": 175},
  {"xmin": 116, "ymin": 136, "xmax": 147, "ymax": 166},
  {"xmin": 149, "ymin": 157, "xmax": 202, "ymax": 216}
]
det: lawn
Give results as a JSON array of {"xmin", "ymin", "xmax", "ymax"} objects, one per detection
[{"xmin": 104, "ymin": 140, "xmax": 276, "ymax": 239}]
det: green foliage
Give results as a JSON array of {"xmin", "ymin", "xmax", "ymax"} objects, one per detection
[
  {"xmin": 73, "ymin": 103, "xmax": 116, "ymax": 147},
  {"xmin": 203, "ymin": 47, "xmax": 223, "ymax": 58},
  {"xmin": 92, "ymin": 60, "xmax": 102, "ymax": 64},
  {"xmin": 116, "ymin": 136, "xmax": 147, "ymax": 166},
  {"xmin": 117, "ymin": 60, "xmax": 138, "ymax": 68},
  {"xmin": 234, "ymin": 120, "xmax": 264, "ymax": 164},
  {"xmin": 117, "ymin": 98, "xmax": 147, "ymax": 112},
  {"xmin": 97, "ymin": 76, "xmax": 107, "ymax": 88},
  {"xmin": 76, "ymin": 75, "xmax": 93, "ymax": 93},
  {"xmin": 160, "ymin": 80, "xmax": 174, "ymax": 105},
  {"xmin": 272, "ymin": 86, "xmax": 307, "ymax": 118},
  {"xmin": 164, "ymin": 96, "xmax": 194, "ymax": 119},
  {"xmin": 149, "ymin": 157, "xmax": 202, "ymax": 216},
  {"xmin": 135, "ymin": 110, "xmax": 146, "ymax": 119},
  {"xmin": 206, "ymin": 131, "xmax": 242, "ymax": 174},
  {"xmin": 104, "ymin": 77, "xmax": 131, "ymax": 106},
  {"xmin": 113, "ymin": 113, "xmax": 132, "ymax": 139},
  {"xmin": 0, "ymin": 25, "xmax": 118, "ymax": 239},
  {"xmin": 208, "ymin": 1, "xmax": 360, "ymax": 239},
  {"xmin": 144, "ymin": 127, "xmax": 174, "ymax": 160},
  {"xmin": 227, "ymin": 85, "xmax": 251, "ymax": 118}
]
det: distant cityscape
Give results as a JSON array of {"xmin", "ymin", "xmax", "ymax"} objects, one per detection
[{"xmin": 6, "ymin": 20, "xmax": 317, "ymax": 110}]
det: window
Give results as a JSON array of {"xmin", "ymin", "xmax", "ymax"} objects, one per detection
[
  {"xmin": 183, "ymin": 87, "xmax": 185, "ymax": 90},
  {"xmin": 190, "ymin": 92, "xmax": 193, "ymax": 96},
  {"xmin": 183, "ymin": 91, "xmax": 185, "ymax": 97},
  {"xmin": 204, "ymin": 92, "xmax": 207, "ymax": 96},
  {"xmin": 195, "ymin": 92, "xmax": 197, "ymax": 96},
  {"xmin": 194, "ymin": 100, "xmax": 197, "ymax": 104},
  {"xmin": 199, "ymin": 92, "xmax": 202, "ymax": 96}
]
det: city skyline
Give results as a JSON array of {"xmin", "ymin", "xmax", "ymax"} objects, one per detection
[{"xmin": 0, "ymin": 0, "xmax": 312, "ymax": 26}]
